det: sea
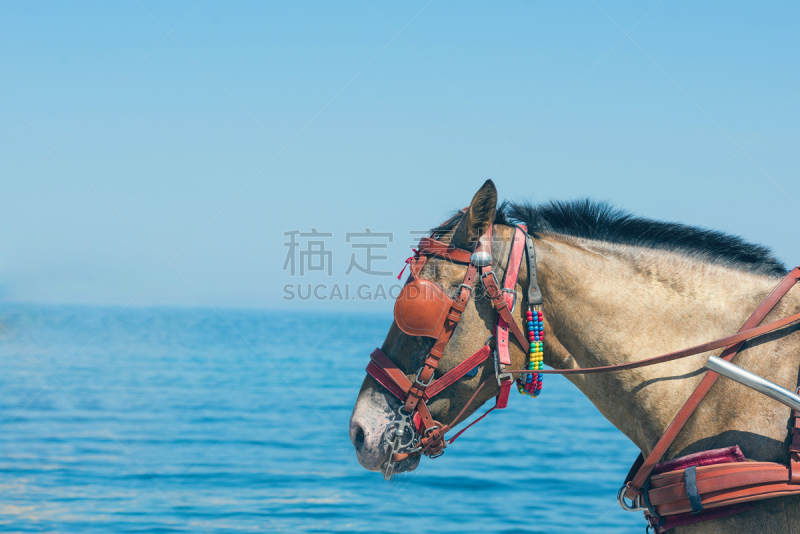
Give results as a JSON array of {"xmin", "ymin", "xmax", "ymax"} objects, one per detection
[{"xmin": 0, "ymin": 305, "xmax": 643, "ymax": 533}]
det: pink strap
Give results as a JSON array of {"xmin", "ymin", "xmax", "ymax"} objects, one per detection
[
  {"xmin": 496, "ymin": 380, "xmax": 511, "ymax": 409},
  {"xmin": 496, "ymin": 227, "xmax": 525, "ymax": 365},
  {"xmin": 494, "ymin": 227, "xmax": 526, "ymax": 409}
]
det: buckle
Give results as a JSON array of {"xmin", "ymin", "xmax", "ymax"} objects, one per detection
[
  {"xmin": 457, "ymin": 282, "xmax": 473, "ymax": 297},
  {"xmin": 501, "ymin": 288, "xmax": 517, "ymax": 312},
  {"xmin": 481, "ymin": 270, "xmax": 500, "ymax": 290},
  {"xmin": 617, "ymin": 485, "xmax": 644, "ymax": 512},
  {"xmin": 414, "ymin": 367, "xmax": 435, "ymax": 388},
  {"xmin": 422, "ymin": 425, "xmax": 445, "ymax": 458},
  {"xmin": 423, "ymin": 424, "xmax": 440, "ymax": 437},
  {"xmin": 493, "ymin": 350, "xmax": 512, "ymax": 386}
]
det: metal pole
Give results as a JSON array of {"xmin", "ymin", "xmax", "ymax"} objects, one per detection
[{"xmin": 705, "ymin": 355, "xmax": 800, "ymax": 412}]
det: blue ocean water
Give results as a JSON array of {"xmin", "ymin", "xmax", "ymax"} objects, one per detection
[{"xmin": 0, "ymin": 305, "xmax": 642, "ymax": 533}]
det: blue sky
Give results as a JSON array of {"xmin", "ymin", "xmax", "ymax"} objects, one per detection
[{"xmin": 1, "ymin": 1, "xmax": 798, "ymax": 310}]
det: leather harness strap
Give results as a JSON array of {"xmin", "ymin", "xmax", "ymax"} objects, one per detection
[
  {"xmin": 405, "ymin": 224, "xmax": 535, "ymax": 451},
  {"xmin": 398, "ymin": 226, "xmax": 493, "ymax": 456},
  {"xmin": 415, "ymin": 237, "xmax": 473, "ymax": 264},
  {"xmin": 368, "ymin": 345, "xmax": 495, "ymax": 402},
  {"xmin": 525, "ymin": 233, "xmax": 543, "ymax": 307},
  {"xmin": 367, "ymin": 223, "xmax": 533, "ymax": 461},
  {"xmin": 789, "ymin": 387, "xmax": 800, "ymax": 484},
  {"xmin": 401, "ymin": 242, "xmax": 485, "ymax": 416},
  {"xmin": 367, "ymin": 349, "xmax": 412, "ymax": 399},
  {"xmin": 647, "ymin": 463, "xmax": 792, "ymax": 506},
  {"xmin": 499, "ymin": 308, "xmax": 800, "ymax": 376},
  {"xmin": 366, "ymin": 222, "xmax": 800, "ymax": 526},
  {"xmin": 495, "ymin": 227, "xmax": 527, "ymax": 408},
  {"xmin": 424, "ymin": 345, "xmax": 493, "ymax": 399},
  {"xmin": 624, "ymin": 266, "xmax": 800, "ymax": 500}
]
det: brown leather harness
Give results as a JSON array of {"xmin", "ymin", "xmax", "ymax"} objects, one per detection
[
  {"xmin": 364, "ymin": 221, "xmax": 800, "ymax": 531},
  {"xmin": 367, "ymin": 223, "xmax": 540, "ymax": 473}
]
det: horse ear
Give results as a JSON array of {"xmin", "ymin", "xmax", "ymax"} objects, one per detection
[{"xmin": 451, "ymin": 179, "xmax": 497, "ymax": 250}]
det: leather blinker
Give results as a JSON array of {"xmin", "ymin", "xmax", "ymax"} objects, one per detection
[{"xmin": 394, "ymin": 279, "xmax": 455, "ymax": 338}]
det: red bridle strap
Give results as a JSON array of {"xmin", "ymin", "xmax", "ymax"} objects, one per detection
[
  {"xmin": 501, "ymin": 307, "xmax": 800, "ymax": 376},
  {"xmin": 447, "ymin": 404, "xmax": 497, "ymax": 445},
  {"xmin": 367, "ymin": 345, "xmax": 494, "ymax": 403},
  {"xmin": 424, "ymin": 345, "xmax": 492, "ymax": 398},
  {"xmin": 416, "ymin": 237, "xmax": 473, "ymax": 263},
  {"xmin": 414, "ymin": 232, "xmax": 531, "ymax": 354},
  {"xmin": 367, "ymin": 342, "xmax": 510, "ymax": 455},
  {"xmin": 366, "ymin": 225, "xmax": 534, "ymax": 459},
  {"xmin": 366, "ymin": 349, "xmax": 412, "ymax": 400},
  {"xmin": 400, "ymin": 228, "xmax": 494, "ymax": 428}
]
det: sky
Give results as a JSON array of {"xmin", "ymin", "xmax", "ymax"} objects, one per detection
[{"xmin": 1, "ymin": 1, "xmax": 799, "ymax": 311}]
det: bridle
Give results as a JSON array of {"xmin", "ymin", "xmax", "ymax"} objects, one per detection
[
  {"xmin": 363, "ymin": 214, "xmax": 800, "ymax": 531},
  {"xmin": 366, "ymin": 218, "xmax": 800, "ymax": 472},
  {"xmin": 366, "ymin": 220, "xmax": 541, "ymax": 478}
]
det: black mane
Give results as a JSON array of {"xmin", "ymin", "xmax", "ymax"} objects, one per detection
[{"xmin": 434, "ymin": 199, "xmax": 786, "ymax": 277}]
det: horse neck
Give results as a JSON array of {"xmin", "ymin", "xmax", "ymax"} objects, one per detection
[{"xmin": 533, "ymin": 234, "xmax": 787, "ymax": 453}]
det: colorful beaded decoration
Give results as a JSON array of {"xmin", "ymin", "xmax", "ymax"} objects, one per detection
[{"xmin": 518, "ymin": 306, "xmax": 544, "ymax": 397}]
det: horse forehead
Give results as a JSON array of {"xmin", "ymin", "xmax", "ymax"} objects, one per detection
[
  {"xmin": 447, "ymin": 300, "xmax": 492, "ymax": 350},
  {"xmin": 420, "ymin": 256, "xmax": 468, "ymax": 286}
]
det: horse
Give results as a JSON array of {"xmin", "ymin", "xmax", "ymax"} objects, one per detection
[{"xmin": 348, "ymin": 179, "xmax": 800, "ymax": 533}]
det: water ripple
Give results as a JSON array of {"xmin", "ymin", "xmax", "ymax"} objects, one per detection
[{"xmin": 0, "ymin": 305, "xmax": 642, "ymax": 533}]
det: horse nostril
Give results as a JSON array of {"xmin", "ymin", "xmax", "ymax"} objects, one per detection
[
  {"xmin": 352, "ymin": 424, "xmax": 365, "ymax": 452},
  {"xmin": 349, "ymin": 404, "xmax": 394, "ymax": 471}
]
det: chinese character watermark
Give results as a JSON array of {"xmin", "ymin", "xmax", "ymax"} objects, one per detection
[
  {"xmin": 283, "ymin": 229, "xmax": 333, "ymax": 276},
  {"xmin": 281, "ymin": 227, "xmax": 451, "ymax": 301},
  {"xmin": 345, "ymin": 228, "xmax": 393, "ymax": 276}
]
